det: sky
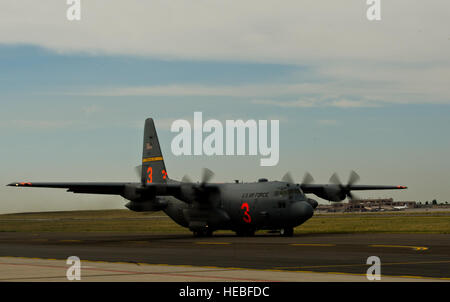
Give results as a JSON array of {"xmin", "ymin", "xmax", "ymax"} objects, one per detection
[{"xmin": 1, "ymin": 1, "xmax": 449, "ymax": 213}]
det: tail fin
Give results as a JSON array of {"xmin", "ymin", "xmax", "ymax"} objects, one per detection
[{"xmin": 141, "ymin": 118, "xmax": 168, "ymax": 184}]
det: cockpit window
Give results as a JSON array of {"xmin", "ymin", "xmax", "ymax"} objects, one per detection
[{"xmin": 275, "ymin": 188, "xmax": 302, "ymax": 198}]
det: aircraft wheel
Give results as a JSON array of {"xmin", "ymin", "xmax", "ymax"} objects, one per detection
[
  {"xmin": 193, "ymin": 230, "xmax": 213, "ymax": 237},
  {"xmin": 280, "ymin": 227, "xmax": 294, "ymax": 237},
  {"xmin": 235, "ymin": 229, "xmax": 255, "ymax": 237},
  {"xmin": 246, "ymin": 230, "xmax": 255, "ymax": 237}
]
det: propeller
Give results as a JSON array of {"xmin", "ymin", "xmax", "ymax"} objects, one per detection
[
  {"xmin": 281, "ymin": 172, "xmax": 294, "ymax": 184},
  {"xmin": 302, "ymin": 172, "xmax": 315, "ymax": 185},
  {"xmin": 181, "ymin": 174, "xmax": 193, "ymax": 183},
  {"xmin": 180, "ymin": 168, "xmax": 217, "ymax": 203},
  {"xmin": 329, "ymin": 170, "xmax": 361, "ymax": 200},
  {"xmin": 282, "ymin": 171, "xmax": 315, "ymax": 185},
  {"xmin": 281, "ymin": 171, "xmax": 319, "ymax": 208},
  {"xmin": 135, "ymin": 165, "xmax": 142, "ymax": 181},
  {"xmin": 181, "ymin": 168, "xmax": 215, "ymax": 185},
  {"xmin": 201, "ymin": 168, "xmax": 215, "ymax": 185}
]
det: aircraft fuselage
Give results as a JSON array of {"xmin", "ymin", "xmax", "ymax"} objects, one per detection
[{"xmin": 161, "ymin": 180, "xmax": 316, "ymax": 235}]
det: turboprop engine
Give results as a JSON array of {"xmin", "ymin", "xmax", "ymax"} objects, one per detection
[{"xmin": 121, "ymin": 184, "xmax": 167, "ymax": 212}]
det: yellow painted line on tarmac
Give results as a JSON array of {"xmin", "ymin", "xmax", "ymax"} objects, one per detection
[
  {"xmin": 275, "ymin": 263, "xmax": 365, "ymax": 269},
  {"xmin": 195, "ymin": 242, "xmax": 231, "ymax": 245},
  {"xmin": 290, "ymin": 243, "xmax": 336, "ymax": 247},
  {"xmin": 262, "ymin": 269, "xmax": 284, "ymax": 272},
  {"xmin": 274, "ymin": 260, "xmax": 450, "ymax": 270},
  {"xmin": 289, "ymin": 269, "xmax": 450, "ymax": 281},
  {"xmin": 369, "ymin": 244, "xmax": 428, "ymax": 251}
]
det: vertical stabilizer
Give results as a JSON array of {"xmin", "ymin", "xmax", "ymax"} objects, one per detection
[{"xmin": 141, "ymin": 118, "xmax": 168, "ymax": 184}]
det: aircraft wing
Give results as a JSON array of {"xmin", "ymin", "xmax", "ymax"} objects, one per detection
[
  {"xmin": 300, "ymin": 184, "xmax": 407, "ymax": 201},
  {"xmin": 6, "ymin": 181, "xmax": 210, "ymax": 203},
  {"xmin": 301, "ymin": 184, "xmax": 407, "ymax": 193},
  {"xmin": 348, "ymin": 185, "xmax": 407, "ymax": 191},
  {"xmin": 7, "ymin": 182, "xmax": 130, "ymax": 194}
]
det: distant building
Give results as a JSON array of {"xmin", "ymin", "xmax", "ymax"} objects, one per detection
[
  {"xmin": 316, "ymin": 198, "xmax": 417, "ymax": 212},
  {"xmin": 347, "ymin": 198, "xmax": 417, "ymax": 211}
]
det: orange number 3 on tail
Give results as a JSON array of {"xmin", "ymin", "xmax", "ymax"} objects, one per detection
[{"xmin": 147, "ymin": 167, "xmax": 153, "ymax": 183}]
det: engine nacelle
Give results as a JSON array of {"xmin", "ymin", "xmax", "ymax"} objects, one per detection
[
  {"xmin": 125, "ymin": 198, "xmax": 168, "ymax": 212},
  {"xmin": 121, "ymin": 184, "xmax": 168, "ymax": 212},
  {"xmin": 121, "ymin": 184, "xmax": 142, "ymax": 201},
  {"xmin": 178, "ymin": 184, "xmax": 197, "ymax": 203},
  {"xmin": 314, "ymin": 185, "xmax": 346, "ymax": 202},
  {"xmin": 175, "ymin": 184, "xmax": 220, "ymax": 205}
]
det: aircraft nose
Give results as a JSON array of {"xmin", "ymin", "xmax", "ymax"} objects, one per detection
[
  {"xmin": 306, "ymin": 198, "xmax": 318, "ymax": 209},
  {"xmin": 289, "ymin": 201, "xmax": 314, "ymax": 225}
]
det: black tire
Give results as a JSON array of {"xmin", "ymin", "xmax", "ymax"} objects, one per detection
[
  {"xmin": 193, "ymin": 229, "xmax": 214, "ymax": 237},
  {"xmin": 280, "ymin": 227, "xmax": 294, "ymax": 237},
  {"xmin": 235, "ymin": 229, "xmax": 255, "ymax": 237}
]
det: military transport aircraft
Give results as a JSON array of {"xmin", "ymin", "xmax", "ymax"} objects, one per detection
[{"xmin": 8, "ymin": 118, "xmax": 407, "ymax": 237}]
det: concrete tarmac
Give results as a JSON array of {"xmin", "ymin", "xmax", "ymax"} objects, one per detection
[
  {"xmin": 0, "ymin": 257, "xmax": 444, "ymax": 282},
  {"xmin": 0, "ymin": 232, "xmax": 449, "ymax": 281}
]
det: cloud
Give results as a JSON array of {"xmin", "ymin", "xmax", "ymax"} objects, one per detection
[
  {"xmin": 0, "ymin": 120, "xmax": 83, "ymax": 129},
  {"xmin": 1, "ymin": 1, "xmax": 449, "ymax": 65},
  {"xmin": 329, "ymin": 99, "xmax": 380, "ymax": 108},
  {"xmin": 2, "ymin": 1, "xmax": 450, "ymax": 108},
  {"xmin": 253, "ymin": 97, "xmax": 380, "ymax": 108},
  {"xmin": 65, "ymin": 78, "xmax": 450, "ymax": 107},
  {"xmin": 68, "ymin": 83, "xmax": 323, "ymax": 98},
  {"xmin": 252, "ymin": 98, "xmax": 320, "ymax": 108},
  {"xmin": 63, "ymin": 58, "xmax": 450, "ymax": 106}
]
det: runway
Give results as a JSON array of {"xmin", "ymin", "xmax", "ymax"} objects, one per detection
[{"xmin": 0, "ymin": 232, "xmax": 449, "ymax": 281}]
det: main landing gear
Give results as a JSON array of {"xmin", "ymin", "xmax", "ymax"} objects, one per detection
[
  {"xmin": 192, "ymin": 228, "xmax": 294, "ymax": 237},
  {"xmin": 280, "ymin": 227, "xmax": 294, "ymax": 237},
  {"xmin": 192, "ymin": 229, "xmax": 213, "ymax": 237},
  {"xmin": 235, "ymin": 229, "xmax": 255, "ymax": 237}
]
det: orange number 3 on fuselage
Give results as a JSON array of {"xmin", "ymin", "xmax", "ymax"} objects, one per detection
[{"xmin": 241, "ymin": 202, "xmax": 252, "ymax": 223}]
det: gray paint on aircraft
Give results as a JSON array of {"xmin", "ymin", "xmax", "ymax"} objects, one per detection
[{"xmin": 8, "ymin": 118, "xmax": 407, "ymax": 237}]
